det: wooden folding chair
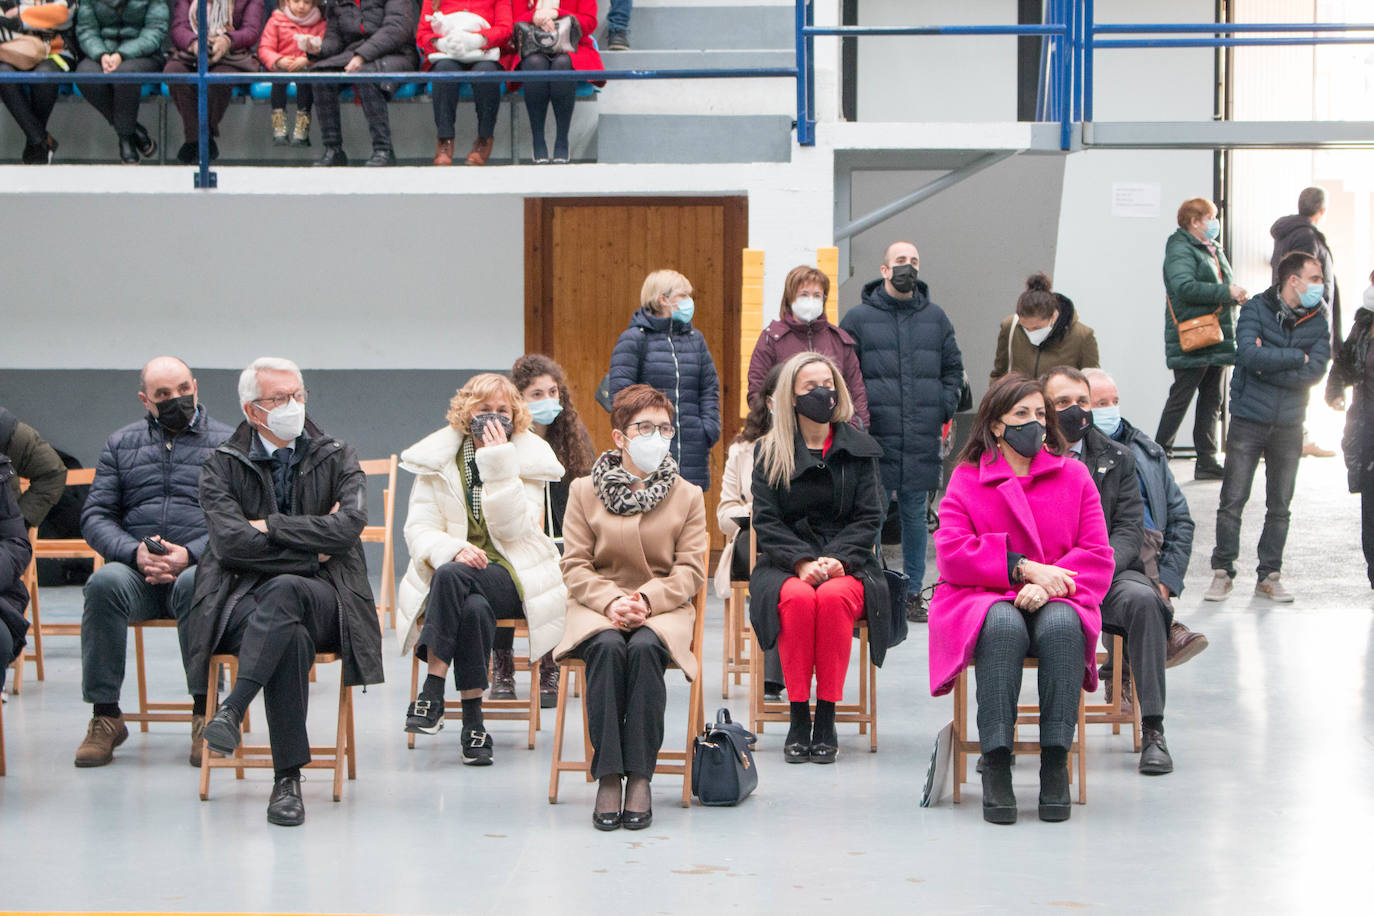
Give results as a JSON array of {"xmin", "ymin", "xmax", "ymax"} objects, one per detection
[
  {"xmin": 720, "ymin": 526, "xmax": 753, "ymax": 699},
  {"xmin": 358, "ymin": 456, "xmax": 399, "ymax": 628},
  {"xmin": 12, "ymin": 469, "xmax": 102, "ymax": 690},
  {"xmin": 405, "ymin": 618, "xmax": 541, "ymax": 751},
  {"xmin": 949, "ymin": 661, "xmax": 1088, "ymax": 805},
  {"xmin": 199, "ymin": 652, "xmax": 355, "ymax": 803},
  {"xmin": 549, "ymin": 577, "xmax": 708, "ymax": 808},
  {"xmin": 125, "ymin": 619, "xmax": 194, "ymax": 731},
  {"xmin": 1085, "ymin": 633, "xmax": 1142, "ymax": 751}
]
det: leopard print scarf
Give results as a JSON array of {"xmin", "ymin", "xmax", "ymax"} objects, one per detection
[{"xmin": 591, "ymin": 449, "xmax": 678, "ymax": 516}]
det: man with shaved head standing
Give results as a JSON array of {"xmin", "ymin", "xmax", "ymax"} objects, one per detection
[{"xmin": 75, "ymin": 357, "xmax": 232, "ymax": 768}]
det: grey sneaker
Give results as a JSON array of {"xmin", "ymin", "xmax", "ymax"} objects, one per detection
[
  {"xmin": 1255, "ymin": 572, "xmax": 1294, "ymax": 603},
  {"xmin": 1202, "ymin": 570, "xmax": 1233, "ymax": 602}
]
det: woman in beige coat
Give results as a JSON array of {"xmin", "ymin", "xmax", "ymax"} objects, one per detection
[
  {"xmin": 554, "ymin": 384, "xmax": 707, "ymax": 831},
  {"xmin": 397, "ymin": 374, "xmax": 565, "ymax": 766}
]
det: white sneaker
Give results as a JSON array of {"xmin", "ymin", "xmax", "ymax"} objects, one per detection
[
  {"xmin": 1255, "ymin": 572, "xmax": 1295, "ymax": 603},
  {"xmin": 1202, "ymin": 570, "xmax": 1233, "ymax": 602}
]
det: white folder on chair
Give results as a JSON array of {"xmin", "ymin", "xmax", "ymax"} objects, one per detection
[{"xmin": 920, "ymin": 721, "xmax": 954, "ymax": 807}]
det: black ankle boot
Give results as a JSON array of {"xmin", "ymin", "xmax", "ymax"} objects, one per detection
[
  {"xmin": 784, "ymin": 701, "xmax": 810, "ymax": 763},
  {"xmin": 1038, "ymin": 746, "xmax": 1071, "ymax": 822},
  {"xmin": 809, "ymin": 699, "xmax": 838, "ymax": 764},
  {"xmin": 981, "ymin": 748, "xmax": 1017, "ymax": 824}
]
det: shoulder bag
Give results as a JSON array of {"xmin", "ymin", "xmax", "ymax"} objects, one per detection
[
  {"xmin": 0, "ymin": 26, "xmax": 48, "ymax": 71},
  {"xmin": 515, "ymin": 16, "xmax": 581, "ymax": 58},
  {"xmin": 691, "ymin": 709, "xmax": 758, "ymax": 806},
  {"xmin": 1167, "ymin": 297, "xmax": 1224, "ymax": 353}
]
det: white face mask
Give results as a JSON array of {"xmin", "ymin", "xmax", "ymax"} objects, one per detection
[
  {"xmin": 261, "ymin": 398, "xmax": 305, "ymax": 442},
  {"xmin": 625, "ymin": 432, "xmax": 670, "ymax": 474},
  {"xmin": 1023, "ymin": 323, "xmax": 1054, "ymax": 348},
  {"xmin": 791, "ymin": 296, "xmax": 825, "ymax": 323}
]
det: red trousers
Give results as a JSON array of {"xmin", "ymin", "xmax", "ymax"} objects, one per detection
[{"xmin": 777, "ymin": 575, "xmax": 866, "ymax": 702}]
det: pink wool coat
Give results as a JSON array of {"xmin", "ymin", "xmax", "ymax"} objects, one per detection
[{"xmin": 927, "ymin": 449, "xmax": 1113, "ymax": 697}]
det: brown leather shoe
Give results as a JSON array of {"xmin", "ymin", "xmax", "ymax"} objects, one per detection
[
  {"xmin": 75, "ymin": 715, "xmax": 129, "ymax": 767},
  {"xmin": 433, "ymin": 138, "xmax": 454, "ymax": 166},
  {"xmin": 489, "ymin": 649, "xmax": 516, "ymax": 701},
  {"xmin": 189, "ymin": 713, "xmax": 206, "ymax": 767},
  {"xmin": 1104, "ymin": 672, "xmax": 1134, "ymax": 715},
  {"xmin": 1165, "ymin": 621, "xmax": 1209, "ymax": 669},
  {"xmin": 465, "ymin": 136, "xmax": 493, "ymax": 166}
]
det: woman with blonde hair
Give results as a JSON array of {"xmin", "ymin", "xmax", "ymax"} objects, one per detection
[
  {"xmin": 606, "ymin": 268, "xmax": 722, "ymax": 491},
  {"xmin": 395, "ymin": 373, "xmax": 566, "ymax": 765},
  {"xmin": 748, "ymin": 352, "xmax": 888, "ymax": 765}
]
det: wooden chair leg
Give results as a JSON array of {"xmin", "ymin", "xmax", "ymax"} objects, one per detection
[
  {"xmin": 721, "ymin": 595, "xmax": 731, "ymax": 700},
  {"xmin": 682, "ymin": 674, "xmax": 702, "ymax": 808},
  {"xmin": 0, "ymin": 694, "xmax": 7, "ymax": 776},
  {"xmin": 406, "ymin": 653, "xmax": 419, "ymax": 750},
  {"xmin": 28, "ymin": 593, "xmax": 44, "ymax": 682},
  {"xmin": 547, "ymin": 663, "xmax": 572, "ymax": 804},
  {"xmin": 133, "ymin": 626, "xmax": 150, "ymax": 733},
  {"xmin": 333, "ymin": 675, "xmax": 348, "ymax": 802},
  {"xmin": 1076, "ymin": 689, "xmax": 1088, "ymax": 804},
  {"xmin": 857, "ymin": 625, "xmax": 869, "ymax": 737},
  {"xmin": 951, "ymin": 670, "xmax": 966, "ymax": 803},
  {"xmin": 526, "ymin": 655, "xmax": 538, "ymax": 750},
  {"xmin": 8, "ymin": 652, "xmax": 20, "ymax": 695},
  {"xmin": 199, "ymin": 657, "xmax": 220, "ymax": 800},
  {"xmin": 579, "ymin": 672, "xmax": 593, "ymax": 783},
  {"xmin": 749, "ymin": 629, "xmax": 764, "ymax": 734},
  {"xmin": 868, "ymin": 647, "xmax": 878, "ymax": 753}
]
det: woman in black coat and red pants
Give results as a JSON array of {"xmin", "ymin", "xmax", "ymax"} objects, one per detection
[{"xmin": 748, "ymin": 351, "xmax": 889, "ymax": 766}]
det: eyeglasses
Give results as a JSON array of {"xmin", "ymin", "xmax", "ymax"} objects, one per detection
[
  {"xmin": 623, "ymin": 421, "xmax": 675, "ymax": 439},
  {"xmin": 253, "ymin": 390, "xmax": 308, "ymax": 410}
]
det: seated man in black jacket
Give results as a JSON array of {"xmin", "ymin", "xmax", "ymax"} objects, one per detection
[
  {"xmin": 194, "ymin": 357, "xmax": 383, "ymax": 827},
  {"xmin": 76, "ymin": 357, "xmax": 233, "ymax": 769},
  {"xmin": 1, "ymin": 455, "xmax": 33, "ymax": 693},
  {"xmin": 1044, "ymin": 366, "xmax": 1175, "ymax": 776}
]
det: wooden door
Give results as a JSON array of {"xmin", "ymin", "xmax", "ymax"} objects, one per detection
[{"xmin": 525, "ymin": 197, "xmax": 747, "ymax": 547}]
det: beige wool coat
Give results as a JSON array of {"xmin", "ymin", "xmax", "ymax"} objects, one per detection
[{"xmin": 552, "ymin": 473, "xmax": 708, "ymax": 680}]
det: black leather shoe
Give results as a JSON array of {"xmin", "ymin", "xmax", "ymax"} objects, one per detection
[
  {"xmin": 202, "ymin": 705, "xmax": 243, "ymax": 756},
  {"xmin": 1138, "ymin": 727, "xmax": 1174, "ymax": 775},
  {"xmin": 592, "ymin": 810, "xmax": 622, "ymax": 831},
  {"xmin": 621, "ymin": 808, "xmax": 652, "ymax": 830},
  {"xmin": 981, "ymin": 752, "xmax": 1017, "ymax": 824},
  {"xmin": 1194, "ymin": 461, "xmax": 1225, "ymax": 481},
  {"xmin": 808, "ymin": 740, "xmax": 837, "ymax": 764},
  {"xmin": 1038, "ymin": 749, "xmax": 1072, "ymax": 822},
  {"xmin": 175, "ymin": 141, "xmax": 197, "ymax": 165},
  {"xmin": 118, "ymin": 136, "xmax": 140, "ymax": 164},
  {"xmin": 132, "ymin": 123, "xmax": 156, "ymax": 159},
  {"xmin": 783, "ymin": 741, "xmax": 810, "ymax": 764},
  {"xmin": 364, "ymin": 148, "xmax": 396, "ymax": 166},
  {"xmin": 266, "ymin": 775, "xmax": 305, "ymax": 827},
  {"xmin": 314, "ymin": 146, "xmax": 348, "ymax": 167}
]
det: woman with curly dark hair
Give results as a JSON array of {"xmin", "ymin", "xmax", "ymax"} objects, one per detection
[{"xmin": 492, "ymin": 353, "xmax": 596, "ymax": 706}]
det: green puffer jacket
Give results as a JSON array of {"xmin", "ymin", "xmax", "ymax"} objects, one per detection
[
  {"xmin": 1162, "ymin": 227, "xmax": 1239, "ymax": 369},
  {"xmin": 75, "ymin": 0, "xmax": 168, "ymax": 60}
]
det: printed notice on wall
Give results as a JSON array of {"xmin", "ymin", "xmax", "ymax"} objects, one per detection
[{"xmin": 1111, "ymin": 182, "xmax": 1161, "ymax": 218}]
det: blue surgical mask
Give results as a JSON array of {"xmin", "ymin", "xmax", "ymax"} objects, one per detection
[
  {"xmin": 1204, "ymin": 218, "xmax": 1220, "ymax": 240},
  {"xmin": 1299, "ymin": 282, "xmax": 1324, "ymax": 309},
  {"xmin": 671, "ymin": 297, "xmax": 695, "ymax": 324},
  {"xmin": 1091, "ymin": 405, "xmax": 1121, "ymax": 437},
  {"xmin": 527, "ymin": 397, "xmax": 562, "ymax": 426}
]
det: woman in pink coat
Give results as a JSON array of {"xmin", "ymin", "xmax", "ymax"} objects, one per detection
[{"xmin": 929, "ymin": 372, "xmax": 1113, "ymax": 825}]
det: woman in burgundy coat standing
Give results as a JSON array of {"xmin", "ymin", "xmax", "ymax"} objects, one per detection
[
  {"xmin": 928, "ymin": 372, "xmax": 1113, "ymax": 826},
  {"xmin": 747, "ymin": 265, "xmax": 869, "ymax": 428}
]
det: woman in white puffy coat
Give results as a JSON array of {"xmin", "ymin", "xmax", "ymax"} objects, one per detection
[{"xmin": 396, "ymin": 373, "xmax": 566, "ymax": 765}]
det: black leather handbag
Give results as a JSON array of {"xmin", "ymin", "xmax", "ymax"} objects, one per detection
[
  {"xmin": 691, "ymin": 709, "xmax": 758, "ymax": 806},
  {"xmin": 515, "ymin": 16, "xmax": 581, "ymax": 58},
  {"xmin": 882, "ymin": 556, "xmax": 910, "ymax": 650}
]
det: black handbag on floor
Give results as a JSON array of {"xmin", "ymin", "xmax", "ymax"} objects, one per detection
[{"xmin": 691, "ymin": 709, "xmax": 758, "ymax": 806}]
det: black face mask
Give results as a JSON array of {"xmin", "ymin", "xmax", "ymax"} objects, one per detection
[
  {"xmin": 795, "ymin": 387, "xmax": 837, "ymax": 424},
  {"xmin": 1056, "ymin": 405, "xmax": 1091, "ymax": 443},
  {"xmin": 889, "ymin": 263, "xmax": 919, "ymax": 294},
  {"xmin": 152, "ymin": 394, "xmax": 196, "ymax": 433},
  {"xmin": 470, "ymin": 412, "xmax": 515, "ymax": 442},
  {"xmin": 1001, "ymin": 420, "xmax": 1045, "ymax": 459}
]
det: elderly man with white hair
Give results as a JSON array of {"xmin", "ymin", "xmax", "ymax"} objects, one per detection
[
  {"xmin": 75, "ymin": 356, "xmax": 232, "ymax": 769},
  {"xmin": 189, "ymin": 357, "xmax": 383, "ymax": 827}
]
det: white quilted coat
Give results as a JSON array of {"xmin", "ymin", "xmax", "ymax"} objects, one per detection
[{"xmin": 396, "ymin": 426, "xmax": 567, "ymax": 658}]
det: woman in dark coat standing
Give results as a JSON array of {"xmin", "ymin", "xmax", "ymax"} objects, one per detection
[
  {"xmin": 606, "ymin": 269, "xmax": 722, "ymax": 491},
  {"xmin": 1331, "ymin": 274, "xmax": 1374, "ymax": 586},
  {"xmin": 310, "ymin": 0, "xmax": 417, "ymax": 166},
  {"xmin": 748, "ymin": 351, "xmax": 888, "ymax": 766},
  {"xmin": 1156, "ymin": 197, "xmax": 1248, "ymax": 479},
  {"xmin": 747, "ymin": 264, "xmax": 869, "ymax": 427}
]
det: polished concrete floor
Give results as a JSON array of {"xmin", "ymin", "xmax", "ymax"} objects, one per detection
[{"xmin": 2, "ymin": 456, "xmax": 1371, "ymax": 914}]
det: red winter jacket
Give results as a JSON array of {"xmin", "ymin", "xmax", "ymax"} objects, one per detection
[
  {"xmin": 501, "ymin": 0, "xmax": 602, "ymax": 75},
  {"xmin": 415, "ymin": 0, "xmax": 513, "ymax": 70}
]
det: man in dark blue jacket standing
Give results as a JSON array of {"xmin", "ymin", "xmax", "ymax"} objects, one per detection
[
  {"xmin": 1204, "ymin": 252, "xmax": 1331, "ymax": 603},
  {"xmin": 75, "ymin": 357, "xmax": 232, "ymax": 769},
  {"xmin": 840, "ymin": 241, "xmax": 963, "ymax": 622}
]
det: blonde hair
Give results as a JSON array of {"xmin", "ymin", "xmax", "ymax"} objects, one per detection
[
  {"xmin": 756, "ymin": 351, "xmax": 855, "ymax": 489},
  {"xmin": 445, "ymin": 373, "xmax": 532, "ymax": 436},
  {"xmin": 640, "ymin": 269, "xmax": 692, "ymax": 312}
]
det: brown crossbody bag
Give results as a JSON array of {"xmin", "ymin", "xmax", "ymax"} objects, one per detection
[{"xmin": 1168, "ymin": 251, "xmax": 1227, "ymax": 352}]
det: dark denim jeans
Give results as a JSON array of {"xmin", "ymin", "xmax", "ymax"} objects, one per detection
[
  {"xmin": 894, "ymin": 487, "xmax": 931, "ymax": 596},
  {"xmin": 1210, "ymin": 416, "xmax": 1302, "ymax": 579},
  {"xmin": 607, "ymin": 0, "xmax": 632, "ymax": 31}
]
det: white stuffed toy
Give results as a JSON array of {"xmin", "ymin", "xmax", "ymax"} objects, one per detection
[{"xmin": 429, "ymin": 11, "xmax": 499, "ymax": 64}]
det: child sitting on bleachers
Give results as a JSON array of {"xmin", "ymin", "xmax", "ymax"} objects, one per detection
[{"xmin": 257, "ymin": 0, "xmax": 325, "ymax": 146}]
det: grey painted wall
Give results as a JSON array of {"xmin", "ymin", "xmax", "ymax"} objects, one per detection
[{"xmin": 836, "ymin": 153, "xmax": 1067, "ymax": 404}]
